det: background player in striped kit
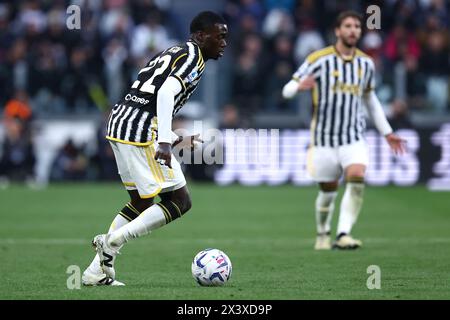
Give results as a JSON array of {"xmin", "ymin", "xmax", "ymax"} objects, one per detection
[
  {"xmin": 282, "ymin": 11, "xmax": 405, "ymax": 250},
  {"xmin": 82, "ymin": 11, "xmax": 228, "ymax": 285}
]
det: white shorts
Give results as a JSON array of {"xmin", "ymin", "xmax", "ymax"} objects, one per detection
[
  {"xmin": 109, "ymin": 141, "xmax": 186, "ymax": 198},
  {"xmin": 306, "ymin": 139, "xmax": 369, "ymax": 182}
]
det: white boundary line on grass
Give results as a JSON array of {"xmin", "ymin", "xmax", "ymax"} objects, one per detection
[{"xmin": 1, "ymin": 237, "xmax": 450, "ymax": 245}]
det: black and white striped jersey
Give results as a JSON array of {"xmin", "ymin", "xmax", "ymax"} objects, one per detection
[
  {"xmin": 106, "ymin": 40, "xmax": 205, "ymax": 146},
  {"xmin": 294, "ymin": 46, "xmax": 376, "ymax": 147}
]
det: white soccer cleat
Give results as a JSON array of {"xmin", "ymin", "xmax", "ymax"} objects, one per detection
[
  {"xmin": 332, "ymin": 234, "xmax": 362, "ymax": 250},
  {"xmin": 314, "ymin": 233, "xmax": 331, "ymax": 250},
  {"xmin": 82, "ymin": 268, "xmax": 125, "ymax": 286},
  {"xmin": 92, "ymin": 234, "xmax": 120, "ymax": 279}
]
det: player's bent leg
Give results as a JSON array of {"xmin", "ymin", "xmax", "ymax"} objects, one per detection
[
  {"xmin": 83, "ymin": 196, "xmax": 145, "ymax": 285},
  {"xmin": 105, "ymin": 186, "xmax": 191, "ymax": 251},
  {"xmin": 92, "ymin": 187, "xmax": 191, "ymax": 280},
  {"xmin": 90, "ymin": 142, "xmax": 190, "ymax": 281},
  {"xmin": 92, "ymin": 191, "xmax": 160, "ymax": 278},
  {"xmin": 314, "ymin": 181, "xmax": 338, "ymax": 250},
  {"xmin": 334, "ymin": 164, "xmax": 365, "ymax": 250}
]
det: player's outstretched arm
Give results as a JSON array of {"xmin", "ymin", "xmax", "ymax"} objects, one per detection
[
  {"xmin": 363, "ymin": 91, "xmax": 406, "ymax": 155},
  {"xmin": 385, "ymin": 133, "xmax": 406, "ymax": 155},
  {"xmin": 282, "ymin": 75, "xmax": 315, "ymax": 99}
]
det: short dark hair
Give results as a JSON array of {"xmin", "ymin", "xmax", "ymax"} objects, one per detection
[
  {"xmin": 190, "ymin": 11, "xmax": 226, "ymax": 33},
  {"xmin": 335, "ymin": 10, "xmax": 363, "ymax": 28}
]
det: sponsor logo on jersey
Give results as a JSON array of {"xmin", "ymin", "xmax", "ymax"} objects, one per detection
[
  {"xmin": 168, "ymin": 46, "xmax": 182, "ymax": 54},
  {"xmin": 125, "ymin": 94, "xmax": 149, "ymax": 105},
  {"xmin": 187, "ymin": 70, "xmax": 198, "ymax": 83}
]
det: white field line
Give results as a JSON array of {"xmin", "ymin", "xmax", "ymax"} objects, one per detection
[{"xmin": 1, "ymin": 237, "xmax": 450, "ymax": 245}]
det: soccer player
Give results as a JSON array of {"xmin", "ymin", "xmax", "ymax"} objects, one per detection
[
  {"xmin": 282, "ymin": 11, "xmax": 405, "ymax": 250},
  {"xmin": 82, "ymin": 11, "xmax": 228, "ymax": 285}
]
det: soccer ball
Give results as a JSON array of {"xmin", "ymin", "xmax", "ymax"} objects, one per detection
[{"xmin": 191, "ymin": 248, "xmax": 232, "ymax": 286}]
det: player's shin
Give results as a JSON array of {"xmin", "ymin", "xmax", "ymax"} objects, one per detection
[
  {"xmin": 315, "ymin": 191, "xmax": 338, "ymax": 234},
  {"xmin": 107, "ymin": 200, "xmax": 185, "ymax": 248},
  {"xmin": 336, "ymin": 177, "xmax": 365, "ymax": 235}
]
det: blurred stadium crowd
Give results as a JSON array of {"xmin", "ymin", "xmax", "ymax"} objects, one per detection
[{"xmin": 0, "ymin": 0, "xmax": 449, "ymax": 184}]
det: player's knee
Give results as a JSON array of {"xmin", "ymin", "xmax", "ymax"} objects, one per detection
[
  {"xmin": 170, "ymin": 193, "xmax": 191, "ymax": 215},
  {"xmin": 171, "ymin": 188, "xmax": 192, "ymax": 215},
  {"xmin": 181, "ymin": 194, "xmax": 192, "ymax": 214},
  {"xmin": 345, "ymin": 166, "xmax": 366, "ymax": 180},
  {"xmin": 130, "ymin": 198, "xmax": 154, "ymax": 212},
  {"xmin": 346, "ymin": 175, "xmax": 365, "ymax": 184},
  {"xmin": 319, "ymin": 181, "xmax": 338, "ymax": 192}
]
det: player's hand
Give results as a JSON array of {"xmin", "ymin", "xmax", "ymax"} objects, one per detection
[
  {"xmin": 385, "ymin": 133, "xmax": 406, "ymax": 155},
  {"xmin": 298, "ymin": 75, "xmax": 315, "ymax": 91},
  {"xmin": 172, "ymin": 134, "xmax": 204, "ymax": 150},
  {"xmin": 155, "ymin": 142, "xmax": 172, "ymax": 168}
]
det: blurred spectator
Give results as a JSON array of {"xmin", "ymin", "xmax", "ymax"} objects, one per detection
[
  {"xmin": 0, "ymin": 91, "xmax": 35, "ymax": 184},
  {"xmin": 3, "ymin": 91, "xmax": 32, "ymax": 120},
  {"xmin": 388, "ymin": 99, "xmax": 413, "ymax": 130},
  {"xmin": 224, "ymin": 0, "xmax": 265, "ymax": 54},
  {"xmin": 362, "ymin": 31, "xmax": 383, "ymax": 60},
  {"xmin": 50, "ymin": 139, "xmax": 89, "ymax": 181},
  {"xmin": 103, "ymin": 38, "xmax": 128, "ymax": 104},
  {"xmin": 99, "ymin": 6, "xmax": 134, "ymax": 40},
  {"xmin": 264, "ymin": 33, "xmax": 297, "ymax": 113},
  {"xmin": 0, "ymin": 4, "xmax": 14, "ymax": 106},
  {"xmin": 419, "ymin": 31, "xmax": 450, "ymax": 114},
  {"xmin": 384, "ymin": 0, "xmax": 420, "ymax": 31},
  {"xmin": 0, "ymin": 0, "xmax": 449, "ymax": 122},
  {"xmin": 90, "ymin": 115, "xmax": 118, "ymax": 181},
  {"xmin": 237, "ymin": 0, "xmax": 265, "ymax": 26},
  {"xmin": 264, "ymin": 0, "xmax": 296, "ymax": 12},
  {"xmin": 130, "ymin": 11, "xmax": 171, "ymax": 67},
  {"xmin": 28, "ymin": 39, "xmax": 66, "ymax": 114},
  {"xmin": 61, "ymin": 46, "xmax": 96, "ymax": 113},
  {"xmin": 262, "ymin": 9, "xmax": 295, "ymax": 39},
  {"xmin": 16, "ymin": 0, "xmax": 47, "ymax": 37},
  {"xmin": 384, "ymin": 23, "xmax": 424, "ymax": 108},
  {"xmin": 294, "ymin": 0, "xmax": 323, "ymax": 34},
  {"xmin": 219, "ymin": 103, "xmax": 245, "ymax": 129},
  {"xmin": 384, "ymin": 23, "xmax": 421, "ymax": 64},
  {"xmin": 293, "ymin": 21, "xmax": 325, "ymax": 64},
  {"xmin": 231, "ymin": 33, "xmax": 266, "ymax": 117},
  {"xmin": 8, "ymin": 38, "xmax": 28, "ymax": 93},
  {"xmin": 423, "ymin": 0, "xmax": 448, "ymax": 28}
]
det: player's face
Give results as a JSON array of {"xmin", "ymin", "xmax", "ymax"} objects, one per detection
[
  {"xmin": 335, "ymin": 17, "xmax": 361, "ymax": 48},
  {"xmin": 203, "ymin": 24, "xmax": 228, "ymax": 60}
]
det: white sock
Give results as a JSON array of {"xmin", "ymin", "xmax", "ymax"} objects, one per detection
[
  {"xmin": 315, "ymin": 191, "xmax": 338, "ymax": 234},
  {"xmin": 108, "ymin": 204, "xmax": 167, "ymax": 248},
  {"xmin": 87, "ymin": 214, "xmax": 129, "ymax": 273},
  {"xmin": 337, "ymin": 182, "xmax": 365, "ymax": 235}
]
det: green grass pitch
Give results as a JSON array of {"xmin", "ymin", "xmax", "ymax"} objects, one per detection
[{"xmin": 0, "ymin": 183, "xmax": 449, "ymax": 299}]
